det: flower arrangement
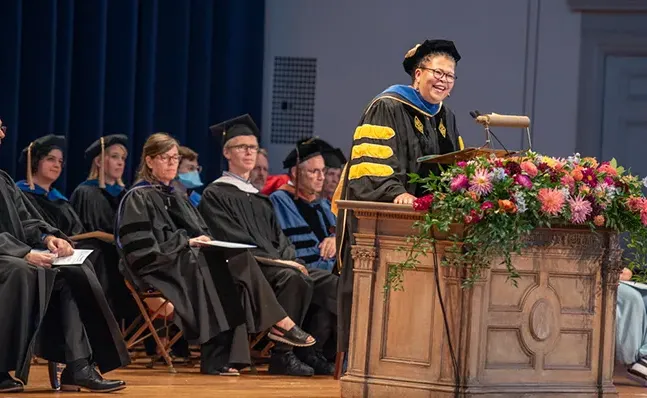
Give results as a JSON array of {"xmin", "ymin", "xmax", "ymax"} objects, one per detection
[{"xmin": 388, "ymin": 152, "xmax": 647, "ymax": 292}]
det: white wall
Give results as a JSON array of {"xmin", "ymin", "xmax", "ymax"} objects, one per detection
[{"xmin": 262, "ymin": 0, "xmax": 581, "ymax": 173}]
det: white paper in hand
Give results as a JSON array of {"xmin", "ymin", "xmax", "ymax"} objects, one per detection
[
  {"xmin": 30, "ymin": 249, "xmax": 94, "ymax": 265},
  {"xmin": 199, "ymin": 240, "xmax": 256, "ymax": 249}
]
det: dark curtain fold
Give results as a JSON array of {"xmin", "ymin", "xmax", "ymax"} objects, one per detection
[{"xmin": 0, "ymin": 0, "xmax": 265, "ymax": 194}]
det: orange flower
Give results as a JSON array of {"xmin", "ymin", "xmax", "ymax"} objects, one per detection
[
  {"xmin": 498, "ymin": 199, "xmax": 517, "ymax": 213},
  {"xmin": 597, "ymin": 163, "xmax": 617, "ymax": 177},
  {"xmin": 467, "ymin": 191, "xmax": 480, "ymax": 201},
  {"xmin": 593, "ymin": 215, "xmax": 605, "ymax": 227},
  {"xmin": 580, "ymin": 185, "xmax": 591, "ymax": 195},
  {"xmin": 572, "ymin": 166, "xmax": 584, "ymax": 181},
  {"xmin": 582, "ymin": 157, "xmax": 599, "ymax": 168}
]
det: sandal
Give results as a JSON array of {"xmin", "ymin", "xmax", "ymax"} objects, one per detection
[
  {"xmin": 216, "ymin": 366, "xmax": 240, "ymax": 376},
  {"xmin": 268, "ymin": 325, "xmax": 316, "ymax": 347}
]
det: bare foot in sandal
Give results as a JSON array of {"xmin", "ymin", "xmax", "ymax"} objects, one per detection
[
  {"xmin": 270, "ymin": 317, "xmax": 315, "ymax": 347},
  {"xmin": 217, "ymin": 366, "xmax": 240, "ymax": 376}
]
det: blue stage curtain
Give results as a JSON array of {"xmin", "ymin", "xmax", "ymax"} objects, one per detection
[{"xmin": 0, "ymin": 0, "xmax": 265, "ymax": 194}]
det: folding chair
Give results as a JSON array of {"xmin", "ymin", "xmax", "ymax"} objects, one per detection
[
  {"xmin": 121, "ymin": 279, "xmax": 184, "ymax": 373},
  {"xmin": 113, "ymin": 188, "xmax": 185, "ymax": 373}
]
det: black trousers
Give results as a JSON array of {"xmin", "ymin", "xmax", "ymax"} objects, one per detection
[{"xmin": 47, "ymin": 277, "xmax": 92, "ymax": 363}]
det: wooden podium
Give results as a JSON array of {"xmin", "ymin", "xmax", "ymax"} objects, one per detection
[{"xmin": 337, "ymin": 200, "xmax": 623, "ymax": 397}]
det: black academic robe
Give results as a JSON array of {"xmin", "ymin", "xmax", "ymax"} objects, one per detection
[
  {"xmin": 20, "ymin": 188, "xmax": 135, "ymax": 323},
  {"xmin": 335, "ymin": 94, "xmax": 463, "ymax": 353},
  {"xmin": 199, "ymin": 179, "xmax": 338, "ymax": 349},
  {"xmin": 117, "ymin": 183, "xmax": 286, "ymax": 367},
  {"xmin": 0, "ymin": 170, "xmax": 129, "ymax": 383},
  {"xmin": 70, "ymin": 183, "xmax": 125, "ymax": 234}
]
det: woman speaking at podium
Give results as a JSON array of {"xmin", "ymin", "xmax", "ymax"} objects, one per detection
[{"xmin": 333, "ymin": 39, "xmax": 466, "ymax": 361}]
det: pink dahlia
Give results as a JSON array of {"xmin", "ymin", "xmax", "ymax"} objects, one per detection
[
  {"xmin": 568, "ymin": 195, "xmax": 592, "ymax": 224},
  {"xmin": 514, "ymin": 174, "xmax": 532, "ymax": 189},
  {"xmin": 642, "ymin": 208, "xmax": 647, "ymax": 226},
  {"xmin": 481, "ymin": 201, "xmax": 494, "ymax": 211},
  {"xmin": 561, "ymin": 174, "xmax": 575, "ymax": 191},
  {"xmin": 457, "ymin": 161, "xmax": 467, "ymax": 168},
  {"xmin": 469, "ymin": 168, "xmax": 493, "ymax": 196},
  {"xmin": 626, "ymin": 197, "xmax": 646, "ymax": 213},
  {"xmin": 538, "ymin": 188, "xmax": 565, "ymax": 216},
  {"xmin": 450, "ymin": 174, "xmax": 469, "ymax": 192}
]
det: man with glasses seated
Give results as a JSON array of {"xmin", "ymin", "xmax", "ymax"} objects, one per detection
[
  {"xmin": 176, "ymin": 146, "xmax": 204, "ymax": 207},
  {"xmin": 199, "ymin": 115, "xmax": 338, "ymax": 376},
  {"xmin": 269, "ymin": 139, "xmax": 337, "ymax": 273}
]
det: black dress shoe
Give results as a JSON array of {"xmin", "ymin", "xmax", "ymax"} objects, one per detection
[
  {"xmin": 0, "ymin": 376, "xmax": 23, "ymax": 393},
  {"xmin": 48, "ymin": 362, "xmax": 65, "ymax": 390},
  {"xmin": 268, "ymin": 351, "xmax": 314, "ymax": 376},
  {"xmin": 301, "ymin": 351, "xmax": 335, "ymax": 376},
  {"xmin": 60, "ymin": 364, "xmax": 126, "ymax": 393}
]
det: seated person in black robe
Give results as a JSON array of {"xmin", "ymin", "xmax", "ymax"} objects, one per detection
[
  {"xmin": 200, "ymin": 115, "xmax": 339, "ymax": 376},
  {"xmin": 69, "ymin": 135, "xmax": 178, "ymax": 359},
  {"xmin": 117, "ymin": 133, "xmax": 315, "ymax": 376},
  {"xmin": 334, "ymin": 40, "xmax": 466, "ymax": 358},
  {"xmin": 0, "ymin": 121, "xmax": 128, "ymax": 393},
  {"xmin": 16, "ymin": 135, "xmax": 135, "ymax": 326}
]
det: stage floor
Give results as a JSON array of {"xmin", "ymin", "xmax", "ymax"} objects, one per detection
[{"xmin": 15, "ymin": 363, "xmax": 647, "ymax": 397}]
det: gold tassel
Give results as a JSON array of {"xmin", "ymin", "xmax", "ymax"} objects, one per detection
[
  {"xmin": 99, "ymin": 137, "xmax": 106, "ymax": 189},
  {"xmin": 27, "ymin": 142, "xmax": 35, "ymax": 190}
]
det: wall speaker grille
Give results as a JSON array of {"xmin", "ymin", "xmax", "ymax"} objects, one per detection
[{"xmin": 270, "ymin": 56, "xmax": 317, "ymax": 144}]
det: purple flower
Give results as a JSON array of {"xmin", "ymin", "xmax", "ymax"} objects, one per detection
[
  {"xmin": 450, "ymin": 174, "xmax": 469, "ymax": 192},
  {"xmin": 514, "ymin": 174, "xmax": 532, "ymax": 189},
  {"xmin": 481, "ymin": 201, "xmax": 494, "ymax": 211},
  {"xmin": 581, "ymin": 168, "xmax": 598, "ymax": 188}
]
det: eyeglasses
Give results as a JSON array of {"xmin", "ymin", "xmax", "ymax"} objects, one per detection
[
  {"xmin": 419, "ymin": 67, "xmax": 457, "ymax": 83},
  {"xmin": 157, "ymin": 154, "xmax": 182, "ymax": 163},
  {"xmin": 303, "ymin": 168, "xmax": 327, "ymax": 177},
  {"xmin": 227, "ymin": 144, "xmax": 259, "ymax": 153}
]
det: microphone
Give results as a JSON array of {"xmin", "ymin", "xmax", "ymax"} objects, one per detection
[{"xmin": 470, "ymin": 110, "xmax": 510, "ymax": 154}]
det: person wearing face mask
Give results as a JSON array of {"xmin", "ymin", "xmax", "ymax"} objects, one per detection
[
  {"xmin": 0, "ymin": 125, "xmax": 128, "ymax": 393},
  {"xmin": 118, "ymin": 133, "xmax": 315, "ymax": 376},
  {"xmin": 70, "ymin": 135, "xmax": 178, "ymax": 360},
  {"xmin": 333, "ymin": 39, "xmax": 467, "ymax": 363},
  {"xmin": 270, "ymin": 139, "xmax": 338, "ymax": 273},
  {"xmin": 176, "ymin": 146, "xmax": 204, "ymax": 207}
]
